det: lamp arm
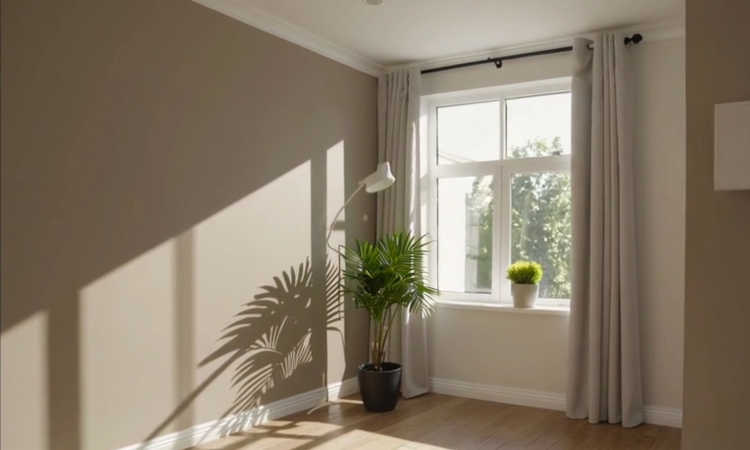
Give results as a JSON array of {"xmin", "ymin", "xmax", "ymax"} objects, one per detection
[{"xmin": 326, "ymin": 182, "xmax": 366, "ymax": 256}]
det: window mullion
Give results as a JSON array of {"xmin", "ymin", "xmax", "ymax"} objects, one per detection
[
  {"xmin": 493, "ymin": 96, "xmax": 506, "ymax": 303},
  {"xmin": 492, "ymin": 161, "xmax": 502, "ymax": 302},
  {"xmin": 501, "ymin": 155, "xmax": 571, "ymax": 173},
  {"xmin": 427, "ymin": 101, "xmax": 439, "ymax": 293},
  {"xmin": 500, "ymin": 93, "xmax": 507, "ymax": 161},
  {"xmin": 499, "ymin": 163, "xmax": 512, "ymax": 303},
  {"xmin": 433, "ymin": 161, "xmax": 496, "ymax": 178}
]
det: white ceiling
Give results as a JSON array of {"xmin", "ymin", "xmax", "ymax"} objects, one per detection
[{"xmin": 200, "ymin": 0, "xmax": 683, "ymax": 68}]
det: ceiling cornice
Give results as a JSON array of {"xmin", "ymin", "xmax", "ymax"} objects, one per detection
[
  {"xmin": 192, "ymin": 0, "xmax": 385, "ymax": 77},
  {"xmin": 192, "ymin": 1, "xmax": 682, "ymax": 78}
]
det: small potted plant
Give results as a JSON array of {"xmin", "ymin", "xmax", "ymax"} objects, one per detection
[
  {"xmin": 507, "ymin": 261, "xmax": 543, "ymax": 308},
  {"xmin": 342, "ymin": 232, "xmax": 437, "ymax": 412}
]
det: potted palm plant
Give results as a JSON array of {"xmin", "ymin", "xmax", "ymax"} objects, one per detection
[
  {"xmin": 342, "ymin": 232, "xmax": 437, "ymax": 412},
  {"xmin": 507, "ymin": 261, "xmax": 543, "ymax": 308}
]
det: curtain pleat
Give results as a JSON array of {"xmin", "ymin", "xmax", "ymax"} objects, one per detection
[
  {"xmin": 566, "ymin": 33, "xmax": 644, "ymax": 428},
  {"xmin": 376, "ymin": 68, "xmax": 428, "ymax": 398}
]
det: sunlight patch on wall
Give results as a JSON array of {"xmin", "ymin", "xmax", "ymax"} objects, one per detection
[
  {"xmin": 79, "ymin": 239, "xmax": 179, "ymax": 450},
  {"xmin": 327, "ymin": 141, "xmax": 346, "ymax": 242},
  {"xmin": 1, "ymin": 311, "xmax": 49, "ymax": 450},
  {"xmin": 191, "ymin": 160, "xmax": 312, "ymax": 422},
  {"xmin": 78, "ymin": 161, "xmax": 313, "ymax": 449},
  {"xmin": 326, "ymin": 141, "xmax": 346, "ymax": 384}
]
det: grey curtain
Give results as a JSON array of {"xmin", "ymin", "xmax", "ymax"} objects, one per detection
[
  {"xmin": 566, "ymin": 34, "xmax": 644, "ymax": 427},
  {"xmin": 376, "ymin": 68, "xmax": 428, "ymax": 398}
]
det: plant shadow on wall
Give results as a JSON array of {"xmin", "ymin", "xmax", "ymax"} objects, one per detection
[{"xmin": 143, "ymin": 257, "xmax": 343, "ymax": 444}]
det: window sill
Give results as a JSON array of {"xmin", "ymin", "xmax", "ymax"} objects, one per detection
[{"xmin": 435, "ymin": 299, "xmax": 570, "ymax": 316}]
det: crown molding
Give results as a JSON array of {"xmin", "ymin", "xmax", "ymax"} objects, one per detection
[
  {"xmin": 191, "ymin": 0, "xmax": 682, "ymax": 78},
  {"xmin": 192, "ymin": 0, "xmax": 384, "ymax": 77},
  {"xmin": 393, "ymin": 20, "xmax": 685, "ymax": 73}
]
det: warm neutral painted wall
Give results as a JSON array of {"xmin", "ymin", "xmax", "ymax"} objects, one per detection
[
  {"xmin": 0, "ymin": 1, "xmax": 376, "ymax": 449},
  {"xmin": 683, "ymin": 1, "xmax": 750, "ymax": 448},
  {"xmin": 426, "ymin": 36, "xmax": 686, "ymax": 412},
  {"xmin": 632, "ymin": 37, "xmax": 686, "ymax": 410}
]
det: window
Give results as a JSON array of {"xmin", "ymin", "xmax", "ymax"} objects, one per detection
[
  {"xmin": 425, "ymin": 79, "xmax": 572, "ymax": 306},
  {"xmin": 437, "ymin": 175, "xmax": 495, "ymax": 294}
]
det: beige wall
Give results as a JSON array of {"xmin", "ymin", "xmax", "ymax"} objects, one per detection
[
  {"xmin": 632, "ymin": 38, "xmax": 686, "ymax": 410},
  {"xmin": 430, "ymin": 307, "xmax": 570, "ymax": 393},
  {"xmin": 683, "ymin": 1, "xmax": 750, "ymax": 448},
  {"xmin": 0, "ymin": 1, "xmax": 376, "ymax": 449},
  {"xmin": 426, "ymin": 37, "xmax": 686, "ymax": 413}
]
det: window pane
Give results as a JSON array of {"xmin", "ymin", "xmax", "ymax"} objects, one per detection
[
  {"xmin": 438, "ymin": 176, "xmax": 494, "ymax": 293},
  {"xmin": 506, "ymin": 92, "xmax": 571, "ymax": 158},
  {"xmin": 511, "ymin": 172, "xmax": 571, "ymax": 299},
  {"xmin": 437, "ymin": 101, "xmax": 500, "ymax": 165}
]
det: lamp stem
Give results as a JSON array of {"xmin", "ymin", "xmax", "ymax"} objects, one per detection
[{"xmin": 326, "ymin": 182, "xmax": 366, "ymax": 256}]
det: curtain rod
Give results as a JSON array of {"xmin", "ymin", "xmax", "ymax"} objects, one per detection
[{"xmin": 421, "ymin": 33, "xmax": 642, "ymax": 75}]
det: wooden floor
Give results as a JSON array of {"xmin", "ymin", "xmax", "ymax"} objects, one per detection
[{"xmin": 192, "ymin": 394, "xmax": 681, "ymax": 450}]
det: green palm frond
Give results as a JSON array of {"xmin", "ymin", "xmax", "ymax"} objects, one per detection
[{"xmin": 341, "ymin": 231, "xmax": 438, "ymax": 368}]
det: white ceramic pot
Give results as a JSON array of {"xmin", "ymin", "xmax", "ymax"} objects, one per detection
[{"xmin": 511, "ymin": 283, "xmax": 539, "ymax": 308}]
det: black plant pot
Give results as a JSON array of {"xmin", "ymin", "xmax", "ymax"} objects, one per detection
[{"xmin": 358, "ymin": 362, "xmax": 402, "ymax": 412}]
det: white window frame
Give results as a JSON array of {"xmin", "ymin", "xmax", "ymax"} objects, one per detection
[{"xmin": 422, "ymin": 77, "xmax": 572, "ymax": 307}]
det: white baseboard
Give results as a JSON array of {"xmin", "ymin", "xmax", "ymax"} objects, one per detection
[
  {"xmin": 120, "ymin": 377, "xmax": 359, "ymax": 450},
  {"xmin": 327, "ymin": 376, "xmax": 359, "ymax": 400},
  {"xmin": 121, "ymin": 374, "xmax": 680, "ymax": 449},
  {"xmin": 430, "ymin": 377, "xmax": 566, "ymax": 412},
  {"xmin": 429, "ymin": 377, "xmax": 682, "ymax": 428}
]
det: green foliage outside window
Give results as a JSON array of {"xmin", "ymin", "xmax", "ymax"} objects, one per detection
[
  {"xmin": 465, "ymin": 177, "xmax": 494, "ymax": 292},
  {"xmin": 466, "ymin": 137, "xmax": 572, "ymax": 299}
]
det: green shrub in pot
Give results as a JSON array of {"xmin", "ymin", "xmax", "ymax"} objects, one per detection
[{"xmin": 507, "ymin": 261, "xmax": 543, "ymax": 308}]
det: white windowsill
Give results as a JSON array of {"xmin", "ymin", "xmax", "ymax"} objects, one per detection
[{"xmin": 436, "ymin": 299, "xmax": 570, "ymax": 316}]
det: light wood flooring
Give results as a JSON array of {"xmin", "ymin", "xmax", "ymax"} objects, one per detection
[{"xmin": 192, "ymin": 393, "xmax": 681, "ymax": 450}]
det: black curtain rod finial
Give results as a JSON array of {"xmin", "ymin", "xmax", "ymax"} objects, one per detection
[{"xmin": 624, "ymin": 33, "xmax": 643, "ymax": 46}]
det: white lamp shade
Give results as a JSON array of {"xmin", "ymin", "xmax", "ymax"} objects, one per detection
[{"xmin": 361, "ymin": 162, "xmax": 395, "ymax": 193}]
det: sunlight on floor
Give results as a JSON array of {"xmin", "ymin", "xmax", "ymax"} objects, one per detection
[
  {"xmin": 193, "ymin": 418, "xmax": 339, "ymax": 449},
  {"xmin": 310, "ymin": 429, "xmax": 448, "ymax": 449},
  {"xmin": 191, "ymin": 397, "xmax": 448, "ymax": 449},
  {"xmin": 194, "ymin": 424, "xmax": 447, "ymax": 450}
]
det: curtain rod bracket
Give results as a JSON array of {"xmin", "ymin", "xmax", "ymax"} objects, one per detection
[{"xmin": 493, "ymin": 58, "xmax": 503, "ymax": 69}]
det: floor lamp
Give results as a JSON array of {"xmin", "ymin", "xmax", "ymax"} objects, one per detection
[
  {"xmin": 310, "ymin": 162, "xmax": 395, "ymax": 414},
  {"xmin": 325, "ymin": 162, "xmax": 395, "ymax": 255}
]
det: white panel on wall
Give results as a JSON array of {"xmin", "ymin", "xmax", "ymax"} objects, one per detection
[{"xmin": 714, "ymin": 100, "xmax": 750, "ymax": 190}]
